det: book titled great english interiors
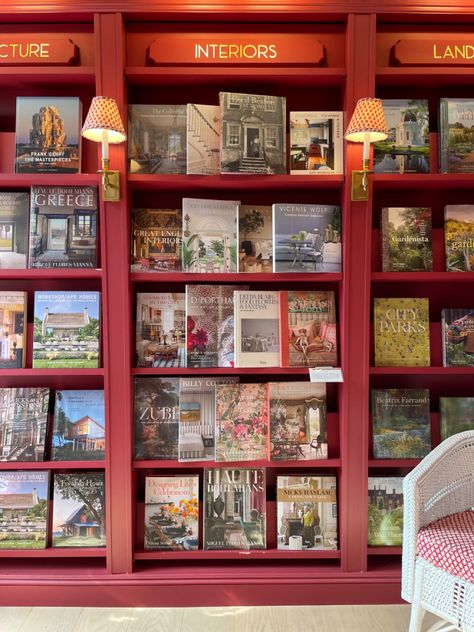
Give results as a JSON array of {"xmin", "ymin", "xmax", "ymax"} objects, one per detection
[
  {"xmin": 444, "ymin": 205, "xmax": 474, "ymax": 272},
  {"xmin": 130, "ymin": 208, "xmax": 182, "ymax": 273},
  {"xmin": 0, "ymin": 192, "xmax": 29, "ymax": 269},
  {"xmin": 234, "ymin": 290, "xmax": 280, "ymax": 368},
  {"xmin": 381, "ymin": 207, "xmax": 432, "ymax": 272},
  {"xmin": 0, "ymin": 291, "xmax": 27, "ymax": 369}
]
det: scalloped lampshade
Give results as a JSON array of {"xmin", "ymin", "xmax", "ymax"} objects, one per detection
[
  {"xmin": 81, "ymin": 96, "xmax": 127, "ymax": 144},
  {"xmin": 345, "ymin": 97, "xmax": 388, "ymax": 143}
]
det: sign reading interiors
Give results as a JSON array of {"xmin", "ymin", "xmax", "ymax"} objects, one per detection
[
  {"xmin": 0, "ymin": 35, "xmax": 78, "ymax": 65},
  {"xmin": 392, "ymin": 38, "xmax": 474, "ymax": 66}
]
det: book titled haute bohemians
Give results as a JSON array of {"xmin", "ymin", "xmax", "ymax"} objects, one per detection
[
  {"xmin": 289, "ymin": 111, "xmax": 343, "ymax": 175},
  {"xmin": 381, "ymin": 207, "xmax": 432, "ymax": 272},
  {"xmin": 186, "ymin": 104, "xmax": 220, "ymax": 175},
  {"xmin": 439, "ymin": 98, "xmax": 474, "ymax": 173},
  {"xmin": 238, "ymin": 205, "xmax": 273, "ymax": 273},
  {"xmin": 444, "ymin": 205, "xmax": 474, "ymax": 272},
  {"xmin": 130, "ymin": 208, "xmax": 182, "ymax": 273},
  {"xmin": 442, "ymin": 308, "xmax": 474, "ymax": 367},
  {"xmin": 440, "ymin": 397, "xmax": 474, "ymax": 440},
  {"xmin": 234, "ymin": 290, "xmax": 280, "ymax": 368},
  {"xmin": 368, "ymin": 477, "xmax": 404, "ymax": 546},
  {"xmin": 0, "ymin": 192, "xmax": 29, "ymax": 269},
  {"xmin": 0, "ymin": 291, "xmax": 27, "ymax": 369}
]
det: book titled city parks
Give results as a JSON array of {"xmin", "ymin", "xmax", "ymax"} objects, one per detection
[
  {"xmin": 238, "ymin": 204, "xmax": 273, "ymax": 273},
  {"xmin": 381, "ymin": 207, "xmax": 432, "ymax": 272},
  {"xmin": 289, "ymin": 111, "xmax": 343, "ymax": 175},
  {"xmin": 52, "ymin": 471, "xmax": 106, "ymax": 547},
  {"xmin": 439, "ymin": 98, "xmax": 474, "ymax": 173},
  {"xmin": 234, "ymin": 290, "xmax": 280, "ymax": 368},
  {"xmin": 442, "ymin": 308, "xmax": 474, "ymax": 367},
  {"xmin": 368, "ymin": 477, "xmax": 404, "ymax": 546},
  {"xmin": 144, "ymin": 475, "xmax": 199, "ymax": 551},
  {"xmin": 28, "ymin": 185, "xmax": 98, "ymax": 269},
  {"xmin": 130, "ymin": 208, "xmax": 182, "ymax": 273},
  {"xmin": 0, "ymin": 192, "xmax": 29, "ymax": 269},
  {"xmin": 0, "ymin": 470, "xmax": 49, "ymax": 549},
  {"xmin": 33, "ymin": 291, "xmax": 101, "ymax": 368},
  {"xmin": 444, "ymin": 205, "xmax": 474, "ymax": 272},
  {"xmin": 371, "ymin": 389, "xmax": 431, "ymax": 459},
  {"xmin": 0, "ymin": 291, "xmax": 27, "ymax": 369},
  {"xmin": 440, "ymin": 397, "xmax": 474, "ymax": 440},
  {"xmin": 373, "ymin": 298, "xmax": 430, "ymax": 367},
  {"xmin": 204, "ymin": 468, "xmax": 266, "ymax": 550},
  {"xmin": 186, "ymin": 104, "xmax": 220, "ymax": 175},
  {"xmin": 15, "ymin": 96, "xmax": 82, "ymax": 173}
]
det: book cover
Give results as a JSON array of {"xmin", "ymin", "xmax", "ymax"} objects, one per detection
[
  {"xmin": 371, "ymin": 388, "xmax": 431, "ymax": 459},
  {"xmin": 0, "ymin": 192, "xmax": 29, "ymax": 269},
  {"xmin": 203, "ymin": 467, "xmax": 266, "ymax": 550},
  {"xmin": 134, "ymin": 376, "xmax": 179, "ymax": 460},
  {"xmin": 368, "ymin": 477, "xmax": 404, "ymax": 546},
  {"xmin": 136, "ymin": 293, "xmax": 185, "ymax": 368},
  {"xmin": 32, "ymin": 291, "xmax": 100, "ymax": 368},
  {"xmin": 373, "ymin": 298, "xmax": 430, "ymax": 367},
  {"xmin": 373, "ymin": 99, "xmax": 429, "ymax": 174},
  {"xmin": 130, "ymin": 208, "xmax": 182, "ymax": 273},
  {"xmin": 52, "ymin": 471, "xmax": 106, "ymax": 547},
  {"xmin": 440, "ymin": 98, "xmax": 474, "ymax": 173},
  {"xmin": 178, "ymin": 376, "xmax": 238, "ymax": 462},
  {"xmin": 273, "ymin": 203, "xmax": 342, "ymax": 273},
  {"xmin": 440, "ymin": 397, "xmax": 474, "ymax": 440},
  {"xmin": 234, "ymin": 290, "xmax": 280, "ymax": 368},
  {"xmin": 0, "ymin": 470, "xmax": 49, "ymax": 549},
  {"xmin": 51, "ymin": 390, "xmax": 105, "ymax": 461},
  {"xmin": 0, "ymin": 291, "xmax": 27, "ymax": 369},
  {"xmin": 289, "ymin": 111, "xmax": 343, "ymax": 175},
  {"xmin": 238, "ymin": 204, "xmax": 273, "ymax": 273},
  {"xmin": 215, "ymin": 382, "xmax": 268, "ymax": 462},
  {"xmin": 182, "ymin": 197, "xmax": 239, "ymax": 273},
  {"xmin": 144, "ymin": 475, "xmax": 199, "ymax": 551},
  {"xmin": 444, "ymin": 205, "xmax": 474, "ymax": 272},
  {"xmin": 220, "ymin": 91, "xmax": 286, "ymax": 175},
  {"xmin": 381, "ymin": 207, "xmax": 432, "ymax": 272},
  {"xmin": 128, "ymin": 104, "xmax": 187, "ymax": 174},
  {"xmin": 0, "ymin": 387, "xmax": 50, "ymax": 461},
  {"xmin": 28, "ymin": 186, "xmax": 98, "ymax": 269},
  {"xmin": 441, "ymin": 308, "xmax": 474, "ymax": 367},
  {"xmin": 15, "ymin": 96, "xmax": 81, "ymax": 174},
  {"xmin": 269, "ymin": 382, "xmax": 327, "ymax": 461},
  {"xmin": 277, "ymin": 475, "xmax": 338, "ymax": 550},
  {"xmin": 186, "ymin": 104, "xmax": 220, "ymax": 175},
  {"xmin": 280, "ymin": 290, "xmax": 338, "ymax": 368}
]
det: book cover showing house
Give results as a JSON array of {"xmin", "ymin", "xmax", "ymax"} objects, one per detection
[
  {"xmin": 182, "ymin": 197, "xmax": 239, "ymax": 273},
  {"xmin": 381, "ymin": 207, "xmax": 432, "ymax": 272},
  {"xmin": 442, "ymin": 308, "xmax": 474, "ymax": 367},
  {"xmin": 136, "ymin": 293, "xmax": 185, "ymax": 369},
  {"xmin": 439, "ymin": 98, "xmax": 474, "ymax": 173},
  {"xmin": 178, "ymin": 376, "xmax": 238, "ymax": 462},
  {"xmin": 220, "ymin": 92, "xmax": 286, "ymax": 175},
  {"xmin": 0, "ymin": 291, "xmax": 27, "ymax": 369},
  {"xmin": 371, "ymin": 388, "xmax": 431, "ymax": 459},
  {"xmin": 277, "ymin": 475, "xmax": 338, "ymax": 550},
  {"xmin": 15, "ymin": 97, "xmax": 81, "ymax": 174},
  {"xmin": 128, "ymin": 104, "xmax": 187, "ymax": 174},
  {"xmin": 444, "ymin": 205, "xmax": 474, "ymax": 272},
  {"xmin": 28, "ymin": 186, "xmax": 98, "ymax": 269},
  {"xmin": 186, "ymin": 104, "xmax": 220, "ymax": 175},
  {"xmin": 368, "ymin": 477, "xmax": 404, "ymax": 546},
  {"xmin": 289, "ymin": 111, "xmax": 343, "ymax": 175},
  {"xmin": 280, "ymin": 290, "xmax": 337, "ymax": 368},
  {"xmin": 269, "ymin": 382, "xmax": 327, "ymax": 461},
  {"xmin": 215, "ymin": 382, "xmax": 268, "ymax": 462},
  {"xmin": 234, "ymin": 290, "xmax": 279, "ymax": 368},
  {"xmin": 373, "ymin": 298, "xmax": 430, "ymax": 367},
  {"xmin": 273, "ymin": 203, "xmax": 342, "ymax": 273},
  {"xmin": 52, "ymin": 471, "xmax": 106, "ymax": 547},
  {"xmin": 0, "ymin": 192, "xmax": 29, "ymax": 269},
  {"xmin": 203, "ymin": 467, "xmax": 266, "ymax": 550},
  {"xmin": 144, "ymin": 475, "xmax": 199, "ymax": 551},
  {"xmin": 440, "ymin": 397, "xmax": 474, "ymax": 440},
  {"xmin": 134, "ymin": 376, "xmax": 179, "ymax": 460},
  {"xmin": 130, "ymin": 208, "xmax": 182, "ymax": 273},
  {"xmin": 0, "ymin": 470, "xmax": 49, "ymax": 549},
  {"xmin": 51, "ymin": 390, "xmax": 105, "ymax": 461},
  {"xmin": 33, "ymin": 291, "xmax": 100, "ymax": 369},
  {"xmin": 373, "ymin": 99, "xmax": 429, "ymax": 174},
  {"xmin": 238, "ymin": 204, "xmax": 273, "ymax": 273}
]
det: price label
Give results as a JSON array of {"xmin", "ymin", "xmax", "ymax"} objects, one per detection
[{"xmin": 309, "ymin": 367, "xmax": 343, "ymax": 382}]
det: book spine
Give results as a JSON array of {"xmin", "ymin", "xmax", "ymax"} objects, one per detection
[
  {"xmin": 279, "ymin": 290, "xmax": 289, "ymax": 367},
  {"xmin": 441, "ymin": 309, "xmax": 448, "ymax": 367},
  {"xmin": 380, "ymin": 208, "xmax": 390, "ymax": 272},
  {"xmin": 439, "ymin": 99, "xmax": 448, "ymax": 174}
]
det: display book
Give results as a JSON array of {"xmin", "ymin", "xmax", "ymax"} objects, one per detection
[
  {"xmin": 289, "ymin": 111, "xmax": 343, "ymax": 175},
  {"xmin": 130, "ymin": 208, "xmax": 182, "ymax": 273},
  {"xmin": 380, "ymin": 207, "xmax": 432, "ymax": 272},
  {"xmin": 439, "ymin": 397, "xmax": 474, "ymax": 440},
  {"xmin": 233, "ymin": 290, "xmax": 280, "ymax": 368},
  {"xmin": 367, "ymin": 477, "xmax": 404, "ymax": 546},
  {"xmin": 439, "ymin": 98, "xmax": 474, "ymax": 174},
  {"xmin": 441, "ymin": 308, "xmax": 474, "ymax": 367},
  {"xmin": 444, "ymin": 205, "xmax": 474, "ymax": 272},
  {"xmin": 0, "ymin": 291, "xmax": 27, "ymax": 369},
  {"xmin": 0, "ymin": 192, "xmax": 29, "ymax": 269}
]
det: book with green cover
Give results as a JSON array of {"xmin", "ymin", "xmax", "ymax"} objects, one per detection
[
  {"xmin": 444, "ymin": 205, "xmax": 474, "ymax": 272},
  {"xmin": 381, "ymin": 207, "xmax": 432, "ymax": 272},
  {"xmin": 441, "ymin": 308, "xmax": 474, "ymax": 367},
  {"xmin": 368, "ymin": 476, "xmax": 403, "ymax": 546},
  {"xmin": 439, "ymin": 397, "xmax": 474, "ymax": 440}
]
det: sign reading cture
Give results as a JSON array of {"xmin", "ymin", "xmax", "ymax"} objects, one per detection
[{"xmin": 0, "ymin": 36, "xmax": 78, "ymax": 65}]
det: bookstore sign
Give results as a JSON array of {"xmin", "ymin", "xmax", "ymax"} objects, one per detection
[
  {"xmin": 0, "ymin": 35, "xmax": 78, "ymax": 65},
  {"xmin": 392, "ymin": 38, "xmax": 474, "ymax": 65}
]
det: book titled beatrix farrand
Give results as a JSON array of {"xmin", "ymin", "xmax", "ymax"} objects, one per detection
[
  {"xmin": 439, "ymin": 98, "xmax": 474, "ymax": 174},
  {"xmin": 368, "ymin": 477, "xmax": 404, "ymax": 546},
  {"xmin": 238, "ymin": 204, "xmax": 273, "ymax": 273},
  {"xmin": 130, "ymin": 208, "xmax": 182, "ymax": 273},
  {"xmin": 439, "ymin": 397, "xmax": 474, "ymax": 440},
  {"xmin": 0, "ymin": 291, "xmax": 27, "ymax": 369},
  {"xmin": 373, "ymin": 298, "xmax": 430, "ymax": 367},
  {"xmin": 234, "ymin": 290, "xmax": 280, "ymax": 368},
  {"xmin": 442, "ymin": 308, "xmax": 474, "ymax": 367},
  {"xmin": 289, "ymin": 111, "xmax": 344, "ymax": 175},
  {"xmin": 381, "ymin": 207, "xmax": 432, "ymax": 272},
  {"xmin": 0, "ymin": 192, "xmax": 29, "ymax": 269},
  {"xmin": 186, "ymin": 104, "xmax": 220, "ymax": 175},
  {"xmin": 444, "ymin": 205, "xmax": 474, "ymax": 272}
]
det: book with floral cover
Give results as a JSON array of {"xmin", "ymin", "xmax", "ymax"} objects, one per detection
[{"xmin": 441, "ymin": 308, "xmax": 474, "ymax": 367}]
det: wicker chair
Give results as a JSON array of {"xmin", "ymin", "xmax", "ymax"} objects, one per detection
[{"xmin": 402, "ymin": 430, "xmax": 474, "ymax": 632}]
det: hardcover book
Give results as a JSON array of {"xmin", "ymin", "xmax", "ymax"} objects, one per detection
[
  {"xmin": 0, "ymin": 470, "xmax": 49, "ymax": 549},
  {"xmin": 128, "ymin": 104, "xmax": 187, "ymax": 174},
  {"xmin": 144, "ymin": 475, "xmax": 199, "ymax": 551},
  {"xmin": 186, "ymin": 104, "xmax": 220, "ymax": 175},
  {"xmin": 373, "ymin": 298, "xmax": 430, "ymax": 367},
  {"xmin": 439, "ymin": 397, "xmax": 474, "ymax": 440},
  {"xmin": 444, "ymin": 205, "xmax": 474, "ymax": 272},
  {"xmin": 134, "ymin": 376, "xmax": 180, "ymax": 460},
  {"xmin": 0, "ymin": 192, "xmax": 29, "ymax": 269},
  {"xmin": 204, "ymin": 467, "xmax": 266, "ymax": 550},
  {"xmin": 273, "ymin": 203, "xmax": 342, "ymax": 273},
  {"xmin": 289, "ymin": 111, "xmax": 343, "ymax": 175},
  {"xmin": 373, "ymin": 99, "xmax": 429, "ymax": 174},
  {"xmin": 52, "ymin": 471, "xmax": 106, "ymax": 547},
  {"xmin": 280, "ymin": 290, "xmax": 338, "ymax": 368},
  {"xmin": 51, "ymin": 390, "xmax": 105, "ymax": 461},
  {"xmin": 130, "ymin": 208, "xmax": 182, "ymax": 273},
  {"xmin": 182, "ymin": 197, "xmax": 239, "ymax": 273},
  {"xmin": 238, "ymin": 204, "xmax": 273, "ymax": 273},
  {"xmin": 220, "ymin": 91, "xmax": 286, "ymax": 175},
  {"xmin": 441, "ymin": 308, "xmax": 474, "ymax": 367},
  {"xmin": 136, "ymin": 293, "xmax": 185, "ymax": 368},
  {"xmin": 368, "ymin": 477, "xmax": 404, "ymax": 546},
  {"xmin": 371, "ymin": 388, "xmax": 431, "ymax": 459},
  {"xmin": 15, "ymin": 96, "xmax": 82, "ymax": 174},
  {"xmin": 439, "ymin": 98, "xmax": 474, "ymax": 173},
  {"xmin": 28, "ymin": 186, "xmax": 98, "ymax": 269},
  {"xmin": 0, "ymin": 291, "xmax": 27, "ymax": 369},
  {"xmin": 277, "ymin": 475, "xmax": 338, "ymax": 550},
  {"xmin": 381, "ymin": 207, "xmax": 433, "ymax": 272},
  {"xmin": 269, "ymin": 382, "xmax": 327, "ymax": 461},
  {"xmin": 234, "ymin": 290, "xmax": 280, "ymax": 368},
  {"xmin": 215, "ymin": 382, "xmax": 268, "ymax": 462},
  {"xmin": 0, "ymin": 387, "xmax": 50, "ymax": 461}
]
